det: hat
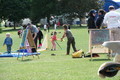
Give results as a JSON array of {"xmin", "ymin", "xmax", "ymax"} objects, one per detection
[
  {"xmin": 88, "ymin": 9, "xmax": 97, "ymax": 17},
  {"xmin": 27, "ymin": 23, "xmax": 31, "ymax": 25},
  {"xmin": 6, "ymin": 33, "xmax": 10, "ymax": 35},
  {"xmin": 109, "ymin": 5, "xmax": 115, "ymax": 10},
  {"xmin": 90, "ymin": 9, "xmax": 97, "ymax": 14}
]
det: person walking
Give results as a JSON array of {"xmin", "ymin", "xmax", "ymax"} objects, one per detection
[{"xmin": 3, "ymin": 33, "xmax": 13, "ymax": 54}]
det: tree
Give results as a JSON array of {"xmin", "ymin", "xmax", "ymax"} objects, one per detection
[
  {"xmin": 61, "ymin": 0, "xmax": 99, "ymax": 19},
  {"xmin": 0, "ymin": 0, "xmax": 31, "ymax": 29},
  {"xmin": 31, "ymin": 0, "xmax": 57, "ymax": 23},
  {"xmin": 61, "ymin": 0, "xmax": 99, "ymax": 14},
  {"xmin": 31, "ymin": 0, "xmax": 100, "ymax": 24}
]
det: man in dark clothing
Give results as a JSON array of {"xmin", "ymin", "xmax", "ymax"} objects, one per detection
[
  {"xmin": 87, "ymin": 9, "xmax": 97, "ymax": 29},
  {"xmin": 47, "ymin": 23, "xmax": 50, "ymax": 33},
  {"xmin": 61, "ymin": 25, "xmax": 77, "ymax": 55},
  {"xmin": 96, "ymin": 9, "xmax": 105, "ymax": 29}
]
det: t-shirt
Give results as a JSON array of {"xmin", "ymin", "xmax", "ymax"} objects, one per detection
[
  {"xmin": 44, "ymin": 25, "xmax": 47, "ymax": 29},
  {"xmin": 3, "ymin": 37, "xmax": 13, "ymax": 45},
  {"xmin": 54, "ymin": 24, "xmax": 57, "ymax": 30},
  {"xmin": 66, "ymin": 29, "xmax": 73, "ymax": 39},
  {"xmin": 51, "ymin": 35, "xmax": 57, "ymax": 41},
  {"xmin": 103, "ymin": 11, "xmax": 120, "ymax": 29},
  {"xmin": 27, "ymin": 25, "xmax": 38, "ymax": 34}
]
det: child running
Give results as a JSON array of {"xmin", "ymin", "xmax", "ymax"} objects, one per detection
[
  {"xmin": 3, "ymin": 33, "xmax": 13, "ymax": 54},
  {"xmin": 61, "ymin": 25, "xmax": 77, "ymax": 55},
  {"xmin": 51, "ymin": 31, "xmax": 57, "ymax": 51}
]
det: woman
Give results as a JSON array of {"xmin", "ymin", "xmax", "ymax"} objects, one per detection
[
  {"xmin": 87, "ymin": 9, "xmax": 97, "ymax": 30},
  {"xmin": 96, "ymin": 9, "xmax": 106, "ymax": 29}
]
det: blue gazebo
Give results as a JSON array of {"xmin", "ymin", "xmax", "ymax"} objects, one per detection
[{"xmin": 104, "ymin": 0, "xmax": 120, "ymax": 12}]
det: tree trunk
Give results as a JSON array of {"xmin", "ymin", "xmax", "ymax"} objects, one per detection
[
  {"xmin": 13, "ymin": 21, "xmax": 16, "ymax": 30},
  {"xmin": 0, "ymin": 19, "xmax": 1, "ymax": 27},
  {"xmin": 0, "ymin": 19, "xmax": 2, "ymax": 33},
  {"xmin": 79, "ymin": 17, "xmax": 82, "ymax": 27}
]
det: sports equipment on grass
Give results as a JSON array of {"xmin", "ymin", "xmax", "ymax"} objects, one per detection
[
  {"xmin": 55, "ymin": 41, "xmax": 62, "ymax": 49},
  {"xmin": 72, "ymin": 50, "xmax": 84, "ymax": 58}
]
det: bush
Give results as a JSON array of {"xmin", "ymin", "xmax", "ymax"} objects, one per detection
[{"xmin": 0, "ymin": 27, "xmax": 2, "ymax": 33}]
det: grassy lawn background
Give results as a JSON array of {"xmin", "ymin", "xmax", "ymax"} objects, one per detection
[{"xmin": 0, "ymin": 26, "xmax": 119, "ymax": 80}]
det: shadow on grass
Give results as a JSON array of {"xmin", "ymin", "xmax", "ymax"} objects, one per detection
[
  {"xmin": 92, "ymin": 59, "xmax": 111, "ymax": 61},
  {"xmin": 19, "ymin": 59, "xmax": 33, "ymax": 62}
]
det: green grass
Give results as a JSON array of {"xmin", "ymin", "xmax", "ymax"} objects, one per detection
[{"xmin": 0, "ymin": 26, "xmax": 119, "ymax": 80}]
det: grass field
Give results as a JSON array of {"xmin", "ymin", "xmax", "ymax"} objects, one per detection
[{"xmin": 0, "ymin": 26, "xmax": 120, "ymax": 80}]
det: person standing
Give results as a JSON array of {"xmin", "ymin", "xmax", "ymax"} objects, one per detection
[
  {"xmin": 54, "ymin": 23, "xmax": 57, "ymax": 30},
  {"xmin": 57, "ymin": 21, "xmax": 60, "ymax": 27},
  {"xmin": 37, "ymin": 27, "xmax": 43, "ymax": 48},
  {"xmin": 51, "ymin": 32, "xmax": 57, "ymax": 51},
  {"xmin": 27, "ymin": 23, "xmax": 38, "ymax": 52},
  {"xmin": 61, "ymin": 25, "xmax": 77, "ymax": 55},
  {"xmin": 3, "ymin": 33, "xmax": 13, "ymax": 54},
  {"xmin": 44, "ymin": 24, "xmax": 47, "ymax": 31},
  {"xmin": 47, "ymin": 23, "xmax": 50, "ymax": 32},
  {"xmin": 96, "ymin": 9, "xmax": 106, "ymax": 29},
  {"xmin": 87, "ymin": 9, "xmax": 97, "ymax": 30},
  {"xmin": 103, "ymin": 6, "xmax": 120, "ymax": 41},
  {"xmin": 18, "ymin": 30, "xmax": 22, "ymax": 38}
]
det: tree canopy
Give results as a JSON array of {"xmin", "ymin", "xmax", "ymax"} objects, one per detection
[
  {"xmin": 60, "ymin": 0, "xmax": 99, "ymax": 17},
  {"xmin": 0, "ymin": 0, "xmax": 31, "ymax": 29},
  {"xmin": 31, "ymin": 0, "xmax": 57, "ymax": 23},
  {"xmin": 31, "ymin": 0, "xmax": 100, "ymax": 23},
  {"xmin": 0, "ymin": 0, "xmax": 101, "ymax": 27}
]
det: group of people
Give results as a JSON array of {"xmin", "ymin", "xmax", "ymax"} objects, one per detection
[
  {"xmin": 4, "ymin": 5, "xmax": 120, "ymax": 55},
  {"xmin": 88, "ymin": 5, "xmax": 120, "ymax": 41},
  {"xmin": 4, "ymin": 23, "xmax": 78, "ymax": 55},
  {"xmin": 87, "ymin": 9, "xmax": 105, "ymax": 30},
  {"xmin": 4, "ymin": 23, "xmax": 43, "ymax": 54},
  {"xmin": 43, "ymin": 21, "xmax": 61, "ymax": 32},
  {"xmin": 50, "ymin": 24, "xmax": 77, "ymax": 55},
  {"xmin": 23, "ymin": 23, "xmax": 44, "ymax": 52}
]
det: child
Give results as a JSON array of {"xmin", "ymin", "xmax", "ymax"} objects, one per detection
[
  {"xmin": 37, "ymin": 27, "xmax": 43, "ymax": 48},
  {"xmin": 18, "ymin": 30, "xmax": 22, "ymax": 38},
  {"xmin": 3, "ymin": 33, "xmax": 13, "ymax": 54},
  {"xmin": 51, "ymin": 31, "xmax": 57, "ymax": 51},
  {"xmin": 61, "ymin": 25, "xmax": 77, "ymax": 55}
]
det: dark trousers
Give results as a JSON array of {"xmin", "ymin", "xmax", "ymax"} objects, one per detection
[
  {"xmin": 48, "ymin": 27, "xmax": 50, "ymax": 32},
  {"xmin": 34, "ymin": 36, "xmax": 37, "ymax": 48},
  {"xmin": 32, "ymin": 34, "xmax": 37, "ymax": 53},
  {"xmin": 67, "ymin": 37, "xmax": 77, "ymax": 54},
  {"xmin": 7, "ymin": 45, "xmax": 12, "ymax": 54},
  {"xmin": 38, "ymin": 38, "xmax": 42, "ymax": 44}
]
